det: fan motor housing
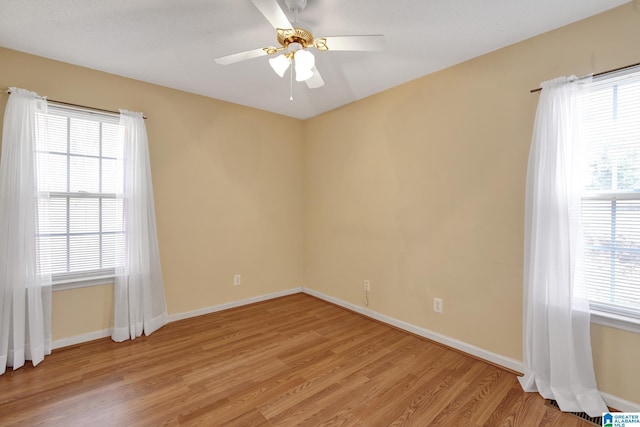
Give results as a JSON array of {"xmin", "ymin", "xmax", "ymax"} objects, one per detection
[{"xmin": 277, "ymin": 27, "xmax": 314, "ymax": 48}]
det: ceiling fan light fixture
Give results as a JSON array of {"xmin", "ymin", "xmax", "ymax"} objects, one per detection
[
  {"xmin": 269, "ymin": 54, "xmax": 291, "ymax": 77},
  {"xmin": 294, "ymin": 49, "xmax": 315, "ymax": 81},
  {"xmin": 295, "ymin": 49, "xmax": 314, "ymax": 68},
  {"xmin": 214, "ymin": 0, "xmax": 387, "ymax": 93},
  {"xmin": 295, "ymin": 66, "xmax": 314, "ymax": 82}
]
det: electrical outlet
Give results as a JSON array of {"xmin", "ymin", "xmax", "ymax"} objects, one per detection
[
  {"xmin": 364, "ymin": 280, "xmax": 370, "ymax": 291},
  {"xmin": 234, "ymin": 274, "xmax": 241, "ymax": 286},
  {"xmin": 433, "ymin": 298, "xmax": 443, "ymax": 314}
]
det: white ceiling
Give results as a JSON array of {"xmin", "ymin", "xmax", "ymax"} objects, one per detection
[{"xmin": 0, "ymin": 0, "xmax": 630, "ymax": 119}]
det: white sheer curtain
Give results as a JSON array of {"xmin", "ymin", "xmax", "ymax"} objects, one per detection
[
  {"xmin": 0, "ymin": 88, "xmax": 51, "ymax": 374},
  {"xmin": 519, "ymin": 77, "xmax": 607, "ymax": 416},
  {"xmin": 112, "ymin": 110, "xmax": 168, "ymax": 342}
]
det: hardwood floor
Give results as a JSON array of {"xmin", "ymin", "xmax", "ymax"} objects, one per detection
[{"xmin": 0, "ymin": 293, "xmax": 592, "ymax": 426}]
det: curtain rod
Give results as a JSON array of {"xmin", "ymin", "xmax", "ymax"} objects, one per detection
[
  {"xmin": 530, "ymin": 61, "xmax": 640, "ymax": 93},
  {"xmin": 4, "ymin": 89, "xmax": 147, "ymax": 119}
]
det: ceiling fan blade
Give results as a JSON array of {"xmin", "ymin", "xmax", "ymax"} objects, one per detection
[
  {"xmin": 315, "ymin": 35, "xmax": 386, "ymax": 52},
  {"xmin": 305, "ymin": 66, "xmax": 324, "ymax": 89},
  {"xmin": 251, "ymin": 0, "xmax": 293, "ymax": 31},
  {"xmin": 215, "ymin": 47, "xmax": 273, "ymax": 65}
]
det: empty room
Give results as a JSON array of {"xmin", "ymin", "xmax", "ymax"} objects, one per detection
[{"xmin": 1, "ymin": 0, "xmax": 639, "ymax": 425}]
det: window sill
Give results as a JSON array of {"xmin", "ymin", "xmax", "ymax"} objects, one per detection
[
  {"xmin": 591, "ymin": 309, "xmax": 640, "ymax": 334},
  {"xmin": 52, "ymin": 275, "xmax": 115, "ymax": 291}
]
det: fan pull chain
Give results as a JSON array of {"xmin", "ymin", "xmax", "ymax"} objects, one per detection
[{"xmin": 289, "ymin": 60, "xmax": 294, "ymax": 101}]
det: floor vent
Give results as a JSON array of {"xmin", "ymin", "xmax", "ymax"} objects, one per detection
[{"xmin": 545, "ymin": 399, "xmax": 602, "ymax": 426}]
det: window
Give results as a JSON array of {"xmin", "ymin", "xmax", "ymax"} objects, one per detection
[
  {"xmin": 582, "ymin": 67, "xmax": 640, "ymax": 325},
  {"xmin": 36, "ymin": 105, "xmax": 125, "ymax": 287}
]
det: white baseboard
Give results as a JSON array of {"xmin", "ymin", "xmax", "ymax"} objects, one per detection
[
  {"xmin": 601, "ymin": 392, "xmax": 640, "ymax": 413},
  {"xmin": 301, "ymin": 287, "xmax": 640, "ymax": 412},
  {"xmin": 301, "ymin": 287, "xmax": 523, "ymax": 372},
  {"xmin": 167, "ymin": 287, "xmax": 303, "ymax": 322},
  {"xmin": 50, "ymin": 285, "xmax": 640, "ymax": 412},
  {"xmin": 52, "ymin": 287, "xmax": 302, "ymax": 350},
  {"xmin": 52, "ymin": 328, "xmax": 112, "ymax": 350}
]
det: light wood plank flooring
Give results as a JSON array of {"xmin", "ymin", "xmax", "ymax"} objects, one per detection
[{"xmin": 0, "ymin": 293, "xmax": 592, "ymax": 426}]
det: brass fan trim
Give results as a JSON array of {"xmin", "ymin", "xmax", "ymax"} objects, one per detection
[
  {"xmin": 276, "ymin": 27, "xmax": 314, "ymax": 48},
  {"xmin": 314, "ymin": 37, "xmax": 328, "ymax": 51},
  {"xmin": 262, "ymin": 28, "xmax": 330, "ymax": 56}
]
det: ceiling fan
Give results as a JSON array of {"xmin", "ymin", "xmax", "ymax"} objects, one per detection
[{"xmin": 214, "ymin": 0, "xmax": 386, "ymax": 90}]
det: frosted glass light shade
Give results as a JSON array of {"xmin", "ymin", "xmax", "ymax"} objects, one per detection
[
  {"xmin": 269, "ymin": 54, "xmax": 290, "ymax": 77},
  {"xmin": 295, "ymin": 67, "xmax": 313, "ymax": 82},
  {"xmin": 294, "ymin": 50, "xmax": 315, "ymax": 82}
]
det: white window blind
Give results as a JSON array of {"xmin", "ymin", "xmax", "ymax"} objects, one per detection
[
  {"xmin": 582, "ymin": 67, "xmax": 640, "ymax": 320},
  {"xmin": 36, "ymin": 105, "xmax": 125, "ymax": 285}
]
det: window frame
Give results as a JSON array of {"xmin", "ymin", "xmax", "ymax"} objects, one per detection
[
  {"xmin": 581, "ymin": 68, "xmax": 640, "ymax": 333},
  {"xmin": 36, "ymin": 103, "xmax": 124, "ymax": 290}
]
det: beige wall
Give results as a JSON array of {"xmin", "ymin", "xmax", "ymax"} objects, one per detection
[
  {"xmin": 303, "ymin": 3, "xmax": 640, "ymax": 405},
  {"xmin": 0, "ymin": 47, "xmax": 305, "ymax": 340},
  {"xmin": 1, "ymin": 1, "xmax": 638, "ymax": 408}
]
